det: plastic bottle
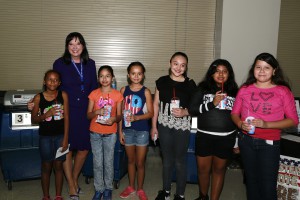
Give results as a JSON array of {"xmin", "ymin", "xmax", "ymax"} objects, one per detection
[{"xmin": 112, "ymin": 77, "xmax": 117, "ymax": 89}]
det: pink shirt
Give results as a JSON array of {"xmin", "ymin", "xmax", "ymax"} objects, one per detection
[{"xmin": 231, "ymin": 84, "xmax": 298, "ymax": 140}]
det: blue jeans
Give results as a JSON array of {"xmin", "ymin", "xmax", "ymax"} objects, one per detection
[
  {"xmin": 90, "ymin": 132, "xmax": 117, "ymax": 192},
  {"xmin": 238, "ymin": 133, "xmax": 280, "ymax": 200}
]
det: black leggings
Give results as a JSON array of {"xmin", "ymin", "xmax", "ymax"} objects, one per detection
[{"xmin": 158, "ymin": 124, "xmax": 190, "ymax": 196}]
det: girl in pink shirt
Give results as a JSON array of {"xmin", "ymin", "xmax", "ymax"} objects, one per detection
[{"xmin": 231, "ymin": 52, "xmax": 298, "ymax": 200}]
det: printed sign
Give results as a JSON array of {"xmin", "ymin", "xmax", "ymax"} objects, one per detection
[{"xmin": 277, "ymin": 155, "xmax": 300, "ymax": 200}]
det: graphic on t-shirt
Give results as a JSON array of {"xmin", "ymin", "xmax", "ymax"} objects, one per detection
[
  {"xmin": 203, "ymin": 94, "xmax": 234, "ymax": 110},
  {"xmin": 124, "ymin": 94, "xmax": 142, "ymax": 115},
  {"xmin": 250, "ymin": 92, "xmax": 274, "ymax": 114},
  {"xmin": 96, "ymin": 96, "xmax": 114, "ymax": 124},
  {"xmin": 97, "ymin": 96, "xmax": 113, "ymax": 108},
  {"xmin": 43, "ymin": 105, "xmax": 64, "ymax": 121},
  {"xmin": 259, "ymin": 92, "xmax": 274, "ymax": 101}
]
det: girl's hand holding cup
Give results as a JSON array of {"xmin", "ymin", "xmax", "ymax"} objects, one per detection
[
  {"xmin": 241, "ymin": 117, "xmax": 256, "ymax": 134},
  {"xmin": 124, "ymin": 110, "xmax": 132, "ymax": 127},
  {"xmin": 213, "ymin": 91, "xmax": 226, "ymax": 106},
  {"xmin": 172, "ymin": 107, "xmax": 188, "ymax": 118}
]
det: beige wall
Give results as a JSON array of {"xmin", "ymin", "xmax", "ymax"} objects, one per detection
[
  {"xmin": 0, "ymin": 0, "xmax": 215, "ymax": 92},
  {"xmin": 219, "ymin": 0, "xmax": 300, "ymax": 97},
  {"xmin": 1, "ymin": 0, "xmax": 299, "ymax": 96},
  {"xmin": 277, "ymin": 0, "xmax": 300, "ymax": 96},
  {"xmin": 219, "ymin": 0, "xmax": 281, "ymax": 86}
]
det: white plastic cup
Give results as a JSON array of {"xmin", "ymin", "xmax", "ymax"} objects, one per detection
[
  {"xmin": 218, "ymin": 93, "xmax": 227, "ymax": 110},
  {"xmin": 53, "ymin": 103, "xmax": 62, "ymax": 120},
  {"xmin": 103, "ymin": 105, "xmax": 112, "ymax": 121},
  {"xmin": 96, "ymin": 105, "xmax": 112, "ymax": 124},
  {"xmin": 123, "ymin": 110, "xmax": 132, "ymax": 127},
  {"xmin": 245, "ymin": 116, "xmax": 255, "ymax": 134},
  {"xmin": 170, "ymin": 97, "xmax": 180, "ymax": 113}
]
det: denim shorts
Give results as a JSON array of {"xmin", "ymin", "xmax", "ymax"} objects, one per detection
[
  {"xmin": 123, "ymin": 129, "xmax": 149, "ymax": 146},
  {"xmin": 39, "ymin": 135, "xmax": 66, "ymax": 162}
]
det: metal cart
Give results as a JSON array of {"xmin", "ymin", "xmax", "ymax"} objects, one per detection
[{"xmin": 0, "ymin": 90, "xmax": 41, "ymax": 190}]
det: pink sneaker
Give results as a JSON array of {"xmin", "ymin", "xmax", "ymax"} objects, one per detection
[
  {"xmin": 137, "ymin": 189, "xmax": 148, "ymax": 200},
  {"xmin": 120, "ymin": 186, "xmax": 136, "ymax": 198},
  {"xmin": 54, "ymin": 196, "xmax": 63, "ymax": 200}
]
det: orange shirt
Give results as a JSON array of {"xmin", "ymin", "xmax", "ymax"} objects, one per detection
[{"xmin": 88, "ymin": 88, "xmax": 123, "ymax": 134}]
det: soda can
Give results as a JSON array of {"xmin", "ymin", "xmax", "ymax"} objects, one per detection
[
  {"xmin": 124, "ymin": 110, "xmax": 131, "ymax": 127},
  {"xmin": 245, "ymin": 116, "xmax": 255, "ymax": 134},
  {"xmin": 218, "ymin": 93, "xmax": 227, "ymax": 110}
]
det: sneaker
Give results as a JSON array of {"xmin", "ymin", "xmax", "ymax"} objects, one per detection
[
  {"xmin": 69, "ymin": 195, "xmax": 79, "ymax": 200},
  {"xmin": 174, "ymin": 194, "xmax": 185, "ymax": 200},
  {"xmin": 137, "ymin": 189, "xmax": 148, "ymax": 200},
  {"xmin": 54, "ymin": 196, "xmax": 64, "ymax": 200},
  {"xmin": 77, "ymin": 187, "xmax": 84, "ymax": 194},
  {"xmin": 92, "ymin": 191, "xmax": 103, "ymax": 200},
  {"xmin": 120, "ymin": 186, "xmax": 136, "ymax": 198},
  {"xmin": 103, "ymin": 189, "xmax": 112, "ymax": 200},
  {"xmin": 42, "ymin": 196, "xmax": 52, "ymax": 200},
  {"xmin": 155, "ymin": 190, "xmax": 170, "ymax": 200}
]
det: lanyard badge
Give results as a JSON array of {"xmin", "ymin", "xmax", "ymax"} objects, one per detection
[{"xmin": 71, "ymin": 60, "xmax": 84, "ymax": 92}]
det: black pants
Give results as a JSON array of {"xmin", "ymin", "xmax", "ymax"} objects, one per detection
[{"xmin": 158, "ymin": 124, "xmax": 190, "ymax": 196}]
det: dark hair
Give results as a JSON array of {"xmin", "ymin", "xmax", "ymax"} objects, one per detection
[
  {"xmin": 243, "ymin": 52, "xmax": 291, "ymax": 90},
  {"xmin": 169, "ymin": 52, "xmax": 188, "ymax": 77},
  {"xmin": 43, "ymin": 69, "xmax": 61, "ymax": 91},
  {"xmin": 127, "ymin": 61, "xmax": 146, "ymax": 84},
  {"xmin": 97, "ymin": 65, "xmax": 115, "ymax": 87},
  {"xmin": 62, "ymin": 32, "xmax": 89, "ymax": 64},
  {"xmin": 198, "ymin": 59, "xmax": 238, "ymax": 97}
]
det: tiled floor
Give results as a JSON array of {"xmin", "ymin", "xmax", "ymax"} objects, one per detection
[{"xmin": 0, "ymin": 147, "xmax": 246, "ymax": 200}]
